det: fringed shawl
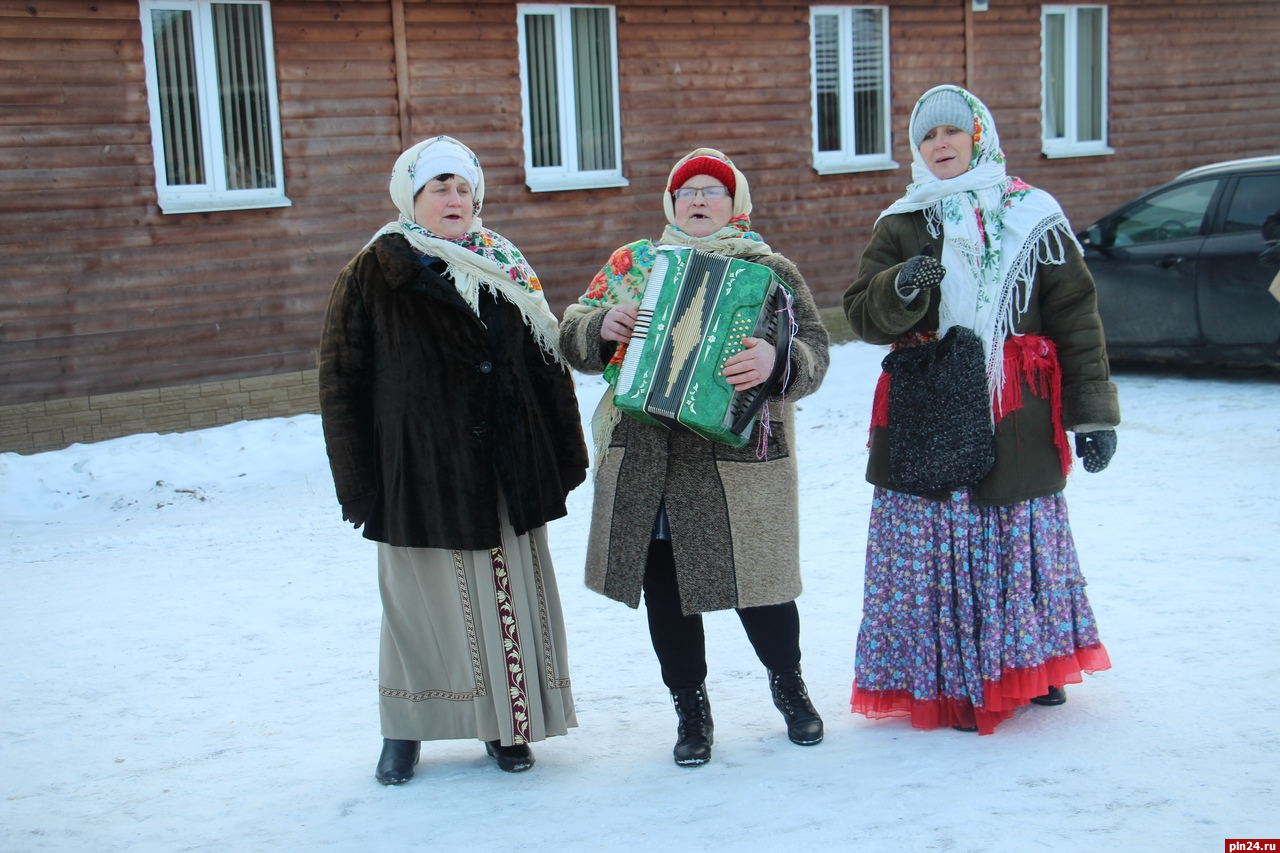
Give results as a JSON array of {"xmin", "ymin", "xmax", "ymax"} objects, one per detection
[
  {"xmin": 367, "ymin": 135, "xmax": 563, "ymax": 363},
  {"xmin": 878, "ymin": 85, "xmax": 1083, "ymax": 414}
]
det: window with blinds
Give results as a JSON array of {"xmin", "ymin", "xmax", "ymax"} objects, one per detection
[
  {"xmin": 810, "ymin": 7, "xmax": 895, "ymax": 174},
  {"xmin": 518, "ymin": 4, "xmax": 627, "ymax": 192},
  {"xmin": 1041, "ymin": 5, "xmax": 1113, "ymax": 159},
  {"xmin": 140, "ymin": 0, "xmax": 289, "ymax": 213}
]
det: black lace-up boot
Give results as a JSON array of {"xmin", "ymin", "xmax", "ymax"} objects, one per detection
[
  {"xmin": 671, "ymin": 683, "xmax": 714, "ymax": 767},
  {"xmin": 768, "ymin": 668, "xmax": 824, "ymax": 745}
]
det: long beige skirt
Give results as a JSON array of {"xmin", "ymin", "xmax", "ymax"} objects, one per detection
[{"xmin": 376, "ymin": 510, "xmax": 576, "ymax": 745}]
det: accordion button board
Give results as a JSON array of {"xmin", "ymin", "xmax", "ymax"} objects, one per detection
[{"xmin": 614, "ymin": 247, "xmax": 793, "ymax": 448}]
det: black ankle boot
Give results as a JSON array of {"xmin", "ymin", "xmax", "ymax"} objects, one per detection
[
  {"xmin": 671, "ymin": 683, "xmax": 714, "ymax": 767},
  {"xmin": 769, "ymin": 668, "xmax": 824, "ymax": 745},
  {"xmin": 375, "ymin": 738, "xmax": 420, "ymax": 785},
  {"xmin": 485, "ymin": 740, "xmax": 536, "ymax": 772}
]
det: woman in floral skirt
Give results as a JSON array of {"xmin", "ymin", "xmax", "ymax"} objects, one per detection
[{"xmin": 843, "ymin": 86, "xmax": 1118, "ymax": 735}]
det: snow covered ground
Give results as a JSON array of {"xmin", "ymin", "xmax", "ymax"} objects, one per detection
[{"xmin": 3, "ymin": 342, "xmax": 1278, "ymax": 852}]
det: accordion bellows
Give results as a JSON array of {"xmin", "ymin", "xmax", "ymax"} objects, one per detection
[{"xmin": 614, "ymin": 247, "xmax": 793, "ymax": 447}]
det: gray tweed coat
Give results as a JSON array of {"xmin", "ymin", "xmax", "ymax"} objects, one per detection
[{"xmin": 559, "ymin": 252, "xmax": 829, "ymax": 616}]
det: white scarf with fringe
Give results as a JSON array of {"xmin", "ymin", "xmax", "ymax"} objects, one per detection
[
  {"xmin": 878, "ymin": 85, "xmax": 1082, "ymax": 413},
  {"xmin": 368, "ymin": 135, "xmax": 563, "ymax": 364}
]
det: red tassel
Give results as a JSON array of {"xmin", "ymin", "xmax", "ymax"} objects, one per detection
[
  {"xmin": 996, "ymin": 335, "xmax": 1072, "ymax": 477},
  {"xmin": 870, "ymin": 370, "xmax": 891, "ymax": 440}
]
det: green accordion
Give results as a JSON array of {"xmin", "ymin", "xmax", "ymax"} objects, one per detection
[{"xmin": 613, "ymin": 247, "xmax": 793, "ymax": 447}]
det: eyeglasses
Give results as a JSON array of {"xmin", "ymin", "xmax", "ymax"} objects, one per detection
[{"xmin": 672, "ymin": 186, "xmax": 730, "ymax": 200}]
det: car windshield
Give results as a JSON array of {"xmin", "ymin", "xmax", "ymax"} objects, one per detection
[{"xmin": 1109, "ymin": 179, "xmax": 1216, "ymax": 246}]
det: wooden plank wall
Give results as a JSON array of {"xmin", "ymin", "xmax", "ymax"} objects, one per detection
[
  {"xmin": 400, "ymin": 0, "xmax": 917, "ymax": 315},
  {"xmin": 0, "ymin": 0, "xmax": 400, "ymax": 408},
  {"xmin": 967, "ymin": 0, "xmax": 1280, "ymax": 229},
  {"xmin": 383, "ymin": 0, "xmax": 1280, "ymax": 317},
  {"xmin": 1, "ymin": 0, "xmax": 1278, "ymax": 415}
]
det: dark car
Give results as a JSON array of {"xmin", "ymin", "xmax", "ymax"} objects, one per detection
[{"xmin": 1078, "ymin": 155, "xmax": 1280, "ymax": 366}]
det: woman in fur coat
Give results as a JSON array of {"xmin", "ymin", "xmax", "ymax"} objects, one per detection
[{"xmin": 319, "ymin": 136, "xmax": 589, "ymax": 782}]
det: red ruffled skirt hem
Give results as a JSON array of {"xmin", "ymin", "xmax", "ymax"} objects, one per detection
[{"xmin": 850, "ymin": 643, "xmax": 1112, "ymax": 735}]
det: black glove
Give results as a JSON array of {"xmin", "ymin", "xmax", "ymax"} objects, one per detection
[
  {"xmin": 342, "ymin": 493, "xmax": 375, "ymax": 529},
  {"xmin": 895, "ymin": 245, "xmax": 946, "ymax": 302},
  {"xmin": 1074, "ymin": 430, "xmax": 1117, "ymax": 473}
]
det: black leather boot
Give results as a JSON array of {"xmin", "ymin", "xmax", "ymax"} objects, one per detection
[
  {"xmin": 769, "ymin": 668, "xmax": 824, "ymax": 745},
  {"xmin": 485, "ymin": 740, "xmax": 536, "ymax": 772},
  {"xmin": 671, "ymin": 683, "xmax": 714, "ymax": 767},
  {"xmin": 375, "ymin": 738, "xmax": 420, "ymax": 785},
  {"xmin": 1030, "ymin": 685, "xmax": 1067, "ymax": 706}
]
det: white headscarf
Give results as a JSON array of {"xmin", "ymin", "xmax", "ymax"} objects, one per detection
[
  {"xmin": 410, "ymin": 139, "xmax": 480, "ymax": 197},
  {"xmin": 367, "ymin": 135, "xmax": 562, "ymax": 362},
  {"xmin": 879, "ymin": 85, "xmax": 1082, "ymax": 409}
]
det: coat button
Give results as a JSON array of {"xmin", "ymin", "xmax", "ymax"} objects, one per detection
[
  {"xmin": 478, "ymin": 361, "xmax": 493, "ymax": 374},
  {"xmin": 471, "ymin": 422, "xmax": 488, "ymax": 437}
]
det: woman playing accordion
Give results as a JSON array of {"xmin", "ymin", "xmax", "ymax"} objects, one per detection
[{"xmin": 559, "ymin": 149, "xmax": 830, "ymax": 767}]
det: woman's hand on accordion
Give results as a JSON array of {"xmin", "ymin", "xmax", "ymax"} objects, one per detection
[
  {"xmin": 723, "ymin": 337, "xmax": 776, "ymax": 391},
  {"xmin": 601, "ymin": 305, "xmax": 638, "ymax": 344}
]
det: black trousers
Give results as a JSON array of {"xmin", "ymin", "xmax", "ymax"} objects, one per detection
[{"xmin": 642, "ymin": 538, "xmax": 802, "ymax": 691}]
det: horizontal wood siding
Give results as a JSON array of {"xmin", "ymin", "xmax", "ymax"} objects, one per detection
[
  {"xmin": 967, "ymin": 0, "xmax": 1280, "ymax": 231},
  {"xmin": 395, "ymin": 0, "xmax": 883, "ymax": 313},
  {"xmin": 0, "ymin": 0, "xmax": 400, "ymax": 408},
  {"xmin": 2, "ymin": 0, "xmax": 1279, "ymax": 443}
]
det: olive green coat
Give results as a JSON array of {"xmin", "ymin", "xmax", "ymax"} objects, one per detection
[{"xmin": 843, "ymin": 211, "xmax": 1120, "ymax": 506}]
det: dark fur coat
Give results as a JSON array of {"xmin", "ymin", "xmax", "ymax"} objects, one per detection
[{"xmin": 318, "ymin": 233, "xmax": 589, "ymax": 550}]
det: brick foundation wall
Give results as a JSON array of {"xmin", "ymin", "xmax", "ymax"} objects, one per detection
[
  {"xmin": 0, "ymin": 370, "xmax": 321, "ymax": 456},
  {"xmin": 0, "ymin": 311, "xmax": 854, "ymax": 456}
]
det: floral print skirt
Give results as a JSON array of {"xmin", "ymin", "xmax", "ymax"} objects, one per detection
[{"xmin": 851, "ymin": 487, "xmax": 1110, "ymax": 735}]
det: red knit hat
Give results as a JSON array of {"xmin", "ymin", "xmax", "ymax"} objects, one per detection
[{"xmin": 667, "ymin": 155, "xmax": 736, "ymax": 195}]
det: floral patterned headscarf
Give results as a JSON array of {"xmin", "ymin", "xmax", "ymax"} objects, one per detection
[
  {"xmin": 878, "ymin": 85, "xmax": 1081, "ymax": 409},
  {"xmin": 367, "ymin": 135, "xmax": 562, "ymax": 362}
]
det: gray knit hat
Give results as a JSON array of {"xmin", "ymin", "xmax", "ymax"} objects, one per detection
[{"xmin": 911, "ymin": 89, "xmax": 975, "ymax": 149}]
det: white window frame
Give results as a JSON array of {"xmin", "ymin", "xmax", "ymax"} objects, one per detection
[
  {"xmin": 809, "ymin": 6, "xmax": 897, "ymax": 175},
  {"xmin": 1041, "ymin": 5, "xmax": 1114, "ymax": 159},
  {"xmin": 139, "ymin": 0, "xmax": 290, "ymax": 214},
  {"xmin": 516, "ymin": 4, "xmax": 627, "ymax": 193}
]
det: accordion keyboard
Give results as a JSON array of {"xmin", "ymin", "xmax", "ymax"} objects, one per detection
[{"xmin": 614, "ymin": 252, "xmax": 671, "ymax": 396}]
